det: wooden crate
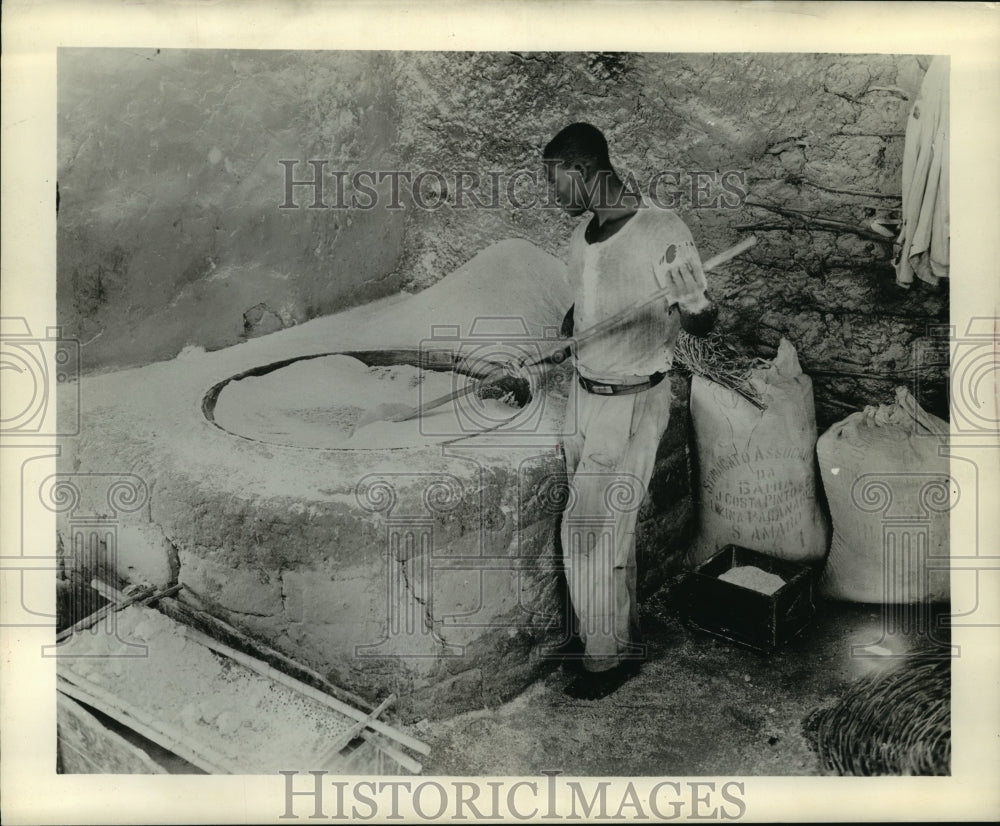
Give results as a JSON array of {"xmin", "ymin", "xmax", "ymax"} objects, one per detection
[{"xmin": 681, "ymin": 545, "xmax": 817, "ymax": 652}]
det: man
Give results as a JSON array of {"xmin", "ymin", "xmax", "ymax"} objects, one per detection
[{"xmin": 542, "ymin": 122, "xmax": 717, "ymax": 700}]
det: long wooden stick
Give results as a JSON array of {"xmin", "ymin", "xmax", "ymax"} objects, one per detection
[
  {"xmin": 177, "ymin": 621, "xmax": 430, "ymax": 757},
  {"xmin": 88, "ymin": 582, "xmax": 376, "ymax": 716},
  {"xmin": 90, "ymin": 577, "xmax": 133, "ymax": 605},
  {"xmin": 56, "ymin": 583, "xmax": 182, "ymax": 643},
  {"xmin": 316, "ymin": 693, "xmax": 396, "ymax": 767},
  {"xmin": 743, "ymin": 199, "xmax": 899, "ymax": 245},
  {"xmin": 56, "ymin": 586, "xmax": 151, "ymax": 642},
  {"xmin": 568, "ymin": 234, "xmax": 758, "ymax": 349},
  {"xmin": 390, "ymin": 235, "xmax": 758, "ymax": 423},
  {"xmin": 358, "ymin": 732, "xmax": 423, "ymax": 775},
  {"xmin": 159, "ymin": 595, "xmax": 373, "ymax": 713},
  {"xmin": 82, "ymin": 587, "xmax": 427, "ymax": 760},
  {"xmin": 57, "ymin": 675, "xmax": 240, "ymax": 774}
]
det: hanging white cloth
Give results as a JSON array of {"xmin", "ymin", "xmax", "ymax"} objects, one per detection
[{"xmin": 895, "ymin": 57, "xmax": 949, "ymax": 288}]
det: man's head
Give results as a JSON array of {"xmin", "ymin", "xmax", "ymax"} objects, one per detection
[{"xmin": 543, "ymin": 122, "xmax": 613, "ymax": 215}]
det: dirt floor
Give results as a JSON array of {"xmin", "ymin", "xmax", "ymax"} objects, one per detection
[
  {"xmin": 414, "ymin": 584, "xmax": 949, "ymax": 776},
  {"xmin": 56, "ymin": 577, "xmax": 949, "ymax": 777}
]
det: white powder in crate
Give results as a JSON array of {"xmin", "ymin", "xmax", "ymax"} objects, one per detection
[{"xmin": 718, "ymin": 565, "xmax": 786, "ymax": 595}]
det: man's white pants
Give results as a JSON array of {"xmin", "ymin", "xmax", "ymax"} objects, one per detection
[{"xmin": 560, "ymin": 376, "xmax": 673, "ymax": 672}]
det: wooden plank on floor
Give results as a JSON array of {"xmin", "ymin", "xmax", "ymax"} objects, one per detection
[
  {"xmin": 58, "ymin": 692, "xmax": 169, "ymax": 774},
  {"xmin": 57, "ymin": 676, "xmax": 240, "ymax": 774},
  {"xmin": 158, "ymin": 595, "xmax": 373, "ymax": 713},
  {"xmin": 57, "ymin": 605, "xmax": 425, "ymax": 774}
]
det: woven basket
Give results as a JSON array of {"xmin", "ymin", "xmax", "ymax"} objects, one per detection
[{"xmin": 804, "ymin": 651, "xmax": 950, "ymax": 776}]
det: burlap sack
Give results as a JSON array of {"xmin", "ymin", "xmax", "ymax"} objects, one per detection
[
  {"xmin": 689, "ymin": 338, "xmax": 830, "ymax": 565},
  {"xmin": 816, "ymin": 387, "xmax": 950, "ymax": 603}
]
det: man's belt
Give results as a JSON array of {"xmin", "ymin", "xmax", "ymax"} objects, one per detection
[{"xmin": 578, "ymin": 371, "xmax": 666, "ymax": 396}]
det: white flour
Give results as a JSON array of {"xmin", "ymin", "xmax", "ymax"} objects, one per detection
[
  {"xmin": 212, "ymin": 354, "xmax": 523, "ymax": 449},
  {"xmin": 58, "ymin": 606, "xmax": 362, "ymax": 772},
  {"xmin": 718, "ymin": 565, "xmax": 786, "ymax": 595}
]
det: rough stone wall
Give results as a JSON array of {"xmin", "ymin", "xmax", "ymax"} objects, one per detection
[
  {"xmin": 55, "ymin": 51, "xmax": 951, "ymax": 715},
  {"xmin": 392, "ymin": 52, "xmax": 946, "ymax": 429},
  {"xmin": 58, "ymin": 49, "xmax": 405, "ymax": 371},
  {"xmin": 62, "ymin": 52, "xmax": 946, "ymax": 428}
]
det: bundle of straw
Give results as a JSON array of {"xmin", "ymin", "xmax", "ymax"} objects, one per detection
[{"xmin": 673, "ymin": 332, "xmax": 768, "ymax": 410}]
